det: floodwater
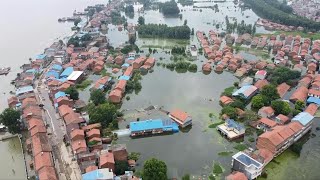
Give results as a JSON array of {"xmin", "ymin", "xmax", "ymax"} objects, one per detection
[
  {"xmin": 0, "ymin": 0, "xmax": 106, "ymax": 179},
  {"xmin": 0, "ymin": 134, "xmax": 26, "ymax": 180}
]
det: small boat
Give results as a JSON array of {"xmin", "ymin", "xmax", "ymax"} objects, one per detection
[{"xmin": 0, "ymin": 67, "xmax": 10, "ymax": 75}]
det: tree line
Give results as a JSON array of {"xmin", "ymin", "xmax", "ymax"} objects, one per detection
[
  {"xmin": 137, "ymin": 24, "xmax": 191, "ymax": 39},
  {"xmin": 243, "ymin": 0, "xmax": 320, "ymax": 31},
  {"xmin": 159, "ymin": 0, "xmax": 180, "ymax": 16},
  {"xmin": 226, "ymin": 17, "xmax": 256, "ymax": 35}
]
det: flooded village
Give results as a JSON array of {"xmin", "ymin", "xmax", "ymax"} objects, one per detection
[{"xmin": 1, "ymin": 0, "xmax": 320, "ymax": 180}]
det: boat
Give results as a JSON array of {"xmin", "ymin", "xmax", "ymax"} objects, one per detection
[{"xmin": 0, "ymin": 67, "xmax": 11, "ymax": 75}]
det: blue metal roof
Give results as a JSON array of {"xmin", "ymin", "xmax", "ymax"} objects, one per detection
[
  {"xmin": 292, "ymin": 112, "xmax": 314, "ymax": 126},
  {"xmin": 226, "ymin": 119, "xmax": 244, "ymax": 131},
  {"xmin": 35, "ymin": 54, "xmax": 47, "ymax": 60},
  {"xmin": 16, "ymin": 86, "xmax": 34, "ymax": 95},
  {"xmin": 307, "ymin": 97, "xmax": 320, "ymax": 105},
  {"xmin": 119, "ymin": 75, "xmax": 130, "ymax": 81},
  {"xmin": 46, "ymin": 70, "xmax": 60, "ymax": 79},
  {"xmin": 234, "ymin": 152, "xmax": 262, "ymax": 168},
  {"xmin": 127, "ymin": 57, "xmax": 135, "ymax": 61},
  {"xmin": 26, "ymin": 69, "xmax": 37, "ymax": 74},
  {"xmin": 54, "ymin": 91, "xmax": 66, "ymax": 99},
  {"xmin": 122, "ymin": 63, "xmax": 130, "ymax": 67},
  {"xmin": 232, "ymin": 85, "xmax": 251, "ymax": 96},
  {"xmin": 82, "ymin": 169, "xmax": 114, "ymax": 180},
  {"xmin": 130, "ymin": 119, "xmax": 179, "ymax": 132},
  {"xmin": 60, "ymin": 67, "xmax": 74, "ymax": 78},
  {"xmin": 57, "ymin": 78, "xmax": 67, "ymax": 82},
  {"xmin": 232, "ymin": 85, "xmax": 257, "ymax": 99},
  {"xmin": 52, "ymin": 64, "xmax": 63, "ymax": 71}
]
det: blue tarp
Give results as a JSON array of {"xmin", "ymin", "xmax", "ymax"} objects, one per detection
[
  {"xmin": 130, "ymin": 119, "xmax": 179, "ymax": 133},
  {"xmin": 60, "ymin": 67, "xmax": 74, "ymax": 78},
  {"xmin": 119, "ymin": 75, "xmax": 130, "ymax": 81},
  {"xmin": 82, "ymin": 169, "xmax": 114, "ymax": 180},
  {"xmin": 16, "ymin": 86, "xmax": 34, "ymax": 95},
  {"xmin": 121, "ymin": 63, "xmax": 130, "ymax": 68},
  {"xmin": 307, "ymin": 97, "xmax": 320, "ymax": 105},
  {"xmin": 51, "ymin": 64, "xmax": 63, "ymax": 71},
  {"xmin": 35, "ymin": 54, "xmax": 47, "ymax": 60},
  {"xmin": 46, "ymin": 70, "xmax": 59, "ymax": 79},
  {"xmin": 292, "ymin": 112, "xmax": 314, "ymax": 126},
  {"xmin": 54, "ymin": 91, "xmax": 66, "ymax": 99}
]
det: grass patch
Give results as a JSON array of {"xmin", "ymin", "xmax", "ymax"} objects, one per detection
[
  {"xmin": 208, "ymin": 121, "xmax": 224, "ymax": 128},
  {"xmin": 233, "ymin": 144, "xmax": 247, "ymax": 151},
  {"xmin": 76, "ymin": 80, "xmax": 92, "ymax": 90},
  {"xmin": 212, "ymin": 162, "xmax": 223, "ymax": 174},
  {"xmin": 248, "ymin": 137, "xmax": 255, "ymax": 142},
  {"xmin": 221, "ymin": 86, "xmax": 235, "ymax": 97},
  {"xmin": 218, "ymin": 151, "xmax": 233, "ymax": 156}
]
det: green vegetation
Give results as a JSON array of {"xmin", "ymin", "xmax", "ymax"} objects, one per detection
[
  {"xmin": 272, "ymin": 31, "xmax": 320, "ymax": 40},
  {"xmin": 90, "ymin": 89, "xmax": 106, "ymax": 105},
  {"xmin": 73, "ymin": 18, "xmax": 81, "ymax": 27},
  {"xmin": 138, "ymin": 24, "xmax": 191, "ymax": 39},
  {"xmin": 165, "ymin": 61, "xmax": 197, "ymax": 73},
  {"xmin": 171, "ymin": 46, "xmax": 186, "ymax": 55},
  {"xmin": 126, "ymin": 72, "xmax": 142, "ymax": 94},
  {"xmin": 115, "ymin": 160, "xmax": 129, "ymax": 175},
  {"xmin": 260, "ymin": 85, "xmax": 280, "ymax": 103},
  {"xmin": 178, "ymin": 0, "xmax": 194, "ymax": 6},
  {"xmin": 226, "ymin": 17, "xmax": 256, "ymax": 35},
  {"xmin": 67, "ymin": 34, "xmax": 92, "ymax": 47},
  {"xmin": 138, "ymin": 16, "xmax": 145, "ymax": 25},
  {"xmin": 243, "ymin": 0, "xmax": 320, "ymax": 31},
  {"xmin": 242, "ymin": 110, "xmax": 260, "ymax": 122},
  {"xmin": 251, "ymin": 95, "xmax": 268, "ymax": 110},
  {"xmin": 218, "ymin": 151, "xmax": 234, "ymax": 156},
  {"xmin": 295, "ymin": 100, "xmax": 305, "ymax": 111},
  {"xmin": 230, "ymin": 99, "xmax": 245, "ymax": 109},
  {"xmin": 212, "ymin": 162, "xmax": 223, "ymax": 174},
  {"xmin": 269, "ymin": 67, "xmax": 301, "ymax": 85},
  {"xmin": 248, "ymin": 137, "xmax": 255, "ymax": 142},
  {"xmin": 0, "ymin": 108, "xmax": 21, "ymax": 134},
  {"xmin": 128, "ymin": 152, "xmax": 141, "ymax": 161},
  {"xmin": 111, "ymin": 11, "xmax": 126, "ymax": 25},
  {"xmin": 76, "ymin": 80, "xmax": 93, "ymax": 90},
  {"xmin": 125, "ymin": 5, "xmax": 134, "ymax": 18},
  {"xmin": 65, "ymin": 86, "xmax": 79, "ymax": 100},
  {"xmin": 121, "ymin": 44, "xmax": 139, "ymax": 54},
  {"xmin": 208, "ymin": 121, "xmax": 224, "ymax": 128},
  {"xmin": 221, "ymin": 86, "xmax": 235, "ymax": 97},
  {"xmin": 271, "ymin": 100, "xmax": 291, "ymax": 115},
  {"xmin": 142, "ymin": 158, "xmax": 167, "ymax": 180},
  {"xmin": 221, "ymin": 106, "xmax": 237, "ymax": 119},
  {"xmin": 88, "ymin": 102, "xmax": 119, "ymax": 128},
  {"xmin": 159, "ymin": 0, "xmax": 180, "ymax": 16},
  {"xmin": 233, "ymin": 144, "xmax": 247, "ymax": 151}
]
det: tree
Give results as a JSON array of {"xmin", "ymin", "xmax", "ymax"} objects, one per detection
[
  {"xmin": 221, "ymin": 106, "xmax": 237, "ymax": 119},
  {"xmin": 229, "ymin": 99, "xmax": 245, "ymax": 109},
  {"xmin": 128, "ymin": 152, "xmax": 141, "ymax": 161},
  {"xmin": 260, "ymin": 85, "xmax": 280, "ymax": 103},
  {"xmin": 129, "ymin": 35, "xmax": 136, "ymax": 45},
  {"xmin": 90, "ymin": 89, "xmax": 106, "ymax": 105},
  {"xmin": 142, "ymin": 158, "xmax": 167, "ymax": 180},
  {"xmin": 137, "ymin": 24, "xmax": 191, "ymax": 39},
  {"xmin": 251, "ymin": 95, "xmax": 268, "ymax": 109},
  {"xmin": 269, "ymin": 67, "xmax": 301, "ymax": 85},
  {"xmin": 159, "ymin": 0, "xmax": 180, "ymax": 16},
  {"xmin": 88, "ymin": 102, "xmax": 118, "ymax": 128},
  {"xmin": 295, "ymin": 100, "xmax": 305, "ymax": 111},
  {"xmin": 115, "ymin": 160, "xmax": 129, "ymax": 175},
  {"xmin": 74, "ymin": 18, "xmax": 81, "ymax": 26},
  {"xmin": 182, "ymin": 174, "xmax": 190, "ymax": 180},
  {"xmin": 0, "ymin": 108, "xmax": 21, "ymax": 134},
  {"xmin": 184, "ymin": 20, "xmax": 188, "ymax": 25},
  {"xmin": 242, "ymin": 110, "xmax": 260, "ymax": 123},
  {"xmin": 191, "ymin": 28, "xmax": 194, "ymax": 35},
  {"xmin": 271, "ymin": 100, "xmax": 291, "ymax": 115},
  {"xmin": 138, "ymin": 16, "xmax": 145, "ymax": 25},
  {"xmin": 65, "ymin": 86, "xmax": 79, "ymax": 100}
]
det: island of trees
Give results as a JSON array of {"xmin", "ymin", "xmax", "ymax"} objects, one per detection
[
  {"xmin": 243, "ymin": 0, "xmax": 320, "ymax": 31},
  {"xmin": 159, "ymin": 0, "xmax": 180, "ymax": 16},
  {"xmin": 137, "ymin": 24, "xmax": 191, "ymax": 39}
]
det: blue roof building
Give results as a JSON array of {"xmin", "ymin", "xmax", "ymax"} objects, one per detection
[
  {"xmin": 232, "ymin": 152, "xmax": 263, "ymax": 180},
  {"xmin": 16, "ymin": 86, "xmax": 34, "ymax": 96},
  {"xmin": 307, "ymin": 97, "xmax": 320, "ymax": 105},
  {"xmin": 54, "ymin": 91, "xmax": 66, "ymax": 99},
  {"xmin": 26, "ymin": 69, "xmax": 37, "ymax": 74},
  {"xmin": 46, "ymin": 70, "xmax": 60, "ymax": 79},
  {"xmin": 51, "ymin": 64, "xmax": 63, "ymax": 72},
  {"xmin": 82, "ymin": 169, "xmax": 114, "ymax": 180},
  {"xmin": 35, "ymin": 54, "xmax": 47, "ymax": 60},
  {"xmin": 292, "ymin": 112, "xmax": 314, "ymax": 126},
  {"xmin": 119, "ymin": 75, "xmax": 130, "ymax": 81},
  {"xmin": 60, "ymin": 67, "xmax": 74, "ymax": 78},
  {"xmin": 130, "ymin": 119, "xmax": 179, "ymax": 137},
  {"xmin": 121, "ymin": 63, "xmax": 130, "ymax": 68}
]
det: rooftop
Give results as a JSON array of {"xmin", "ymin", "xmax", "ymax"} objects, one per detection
[
  {"xmin": 82, "ymin": 168, "xmax": 114, "ymax": 180},
  {"xmin": 67, "ymin": 71, "xmax": 83, "ymax": 81},
  {"xmin": 292, "ymin": 112, "xmax": 314, "ymax": 126},
  {"xmin": 233, "ymin": 152, "xmax": 263, "ymax": 169},
  {"xmin": 130, "ymin": 119, "xmax": 179, "ymax": 132}
]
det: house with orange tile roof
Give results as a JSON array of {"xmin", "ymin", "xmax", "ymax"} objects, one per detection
[
  {"xmin": 86, "ymin": 129, "xmax": 100, "ymax": 139},
  {"xmin": 115, "ymin": 80, "xmax": 127, "ymax": 93},
  {"xmin": 30, "ymin": 124, "xmax": 47, "ymax": 137},
  {"xmin": 70, "ymin": 129, "xmax": 85, "ymax": 141},
  {"xmin": 254, "ymin": 79, "xmax": 269, "ymax": 91},
  {"xmin": 64, "ymin": 111, "xmax": 85, "ymax": 126},
  {"xmin": 257, "ymin": 118, "xmax": 277, "ymax": 131},
  {"xmin": 220, "ymin": 96, "xmax": 234, "ymax": 106},
  {"xmin": 308, "ymin": 62, "xmax": 317, "ymax": 72},
  {"xmin": 304, "ymin": 103, "xmax": 318, "ymax": 116},
  {"xmin": 298, "ymin": 76, "xmax": 312, "ymax": 87},
  {"xmin": 85, "ymin": 165, "xmax": 98, "ymax": 173},
  {"xmin": 111, "ymin": 144, "xmax": 128, "ymax": 161},
  {"xmin": 92, "ymin": 76, "xmax": 111, "ymax": 90},
  {"xmin": 226, "ymin": 171, "xmax": 248, "ymax": 180},
  {"xmin": 144, "ymin": 57, "xmax": 155, "ymax": 67},
  {"xmin": 23, "ymin": 106, "xmax": 43, "ymax": 120},
  {"xmin": 81, "ymin": 123, "xmax": 101, "ymax": 132},
  {"xmin": 34, "ymin": 152, "xmax": 55, "ymax": 171},
  {"xmin": 71, "ymin": 139, "xmax": 87, "ymax": 155},
  {"xmin": 114, "ymin": 55, "xmax": 124, "ymax": 65},
  {"xmin": 99, "ymin": 152, "xmax": 115, "ymax": 171},
  {"xmin": 38, "ymin": 166, "xmax": 58, "ymax": 180},
  {"xmin": 276, "ymin": 83, "xmax": 290, "ymax": 98},
  {"xmin": 202, "ymin": 63, "xmax": 212, "ymax": 72},
  {"xmin": 56, "ymin": 96, "xmax": 73, "ymax": 107},
  {"xmin": 132, "ymin": 56, "xmax": 146, "ymax": 69},
  {"xmin": 7, "ymin": 96, "xmax": 19, "ymax": 109},
  {"xmin": 58, "ymin": 105, "xmax": 73, "ymax": 118},
  {"xmin": 290, "ymin": 86, "xmax": 308, "ymax": 102},
  {"xmin": 32, "ymin": 133, "xmax": 52, "ymax": 156},
  {"xmin": 255, "ymin": 70, "xmax": 267, "ymax": 80},
  {"xmin": 308, "ymin": 89, "xmax": 320, "ymax": 98},
  {"xmin": 108, "ymin": 89, "xmax": 123, "ymax": 103},
  {"xmin": 123, "ymin": 66, "xmax": 133, "ymax": 77},
  {"xmin": 258, "ymin": 106, "xmax": 275, "ymax": 118},
  {"xmin": 169, "ymin": 109, "xmax": 192, "ymax": 128},
  {"xmin": 256, "ymin": 121, "xmax": 304, "ymax": 156}
]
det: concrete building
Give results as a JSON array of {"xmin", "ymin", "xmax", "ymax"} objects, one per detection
[{"xmin": 231, "ymin": 152, "xmax": 263, "ymax": 180}]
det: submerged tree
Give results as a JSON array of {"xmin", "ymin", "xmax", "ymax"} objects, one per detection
[{"xmin": 0, "ymin": 108, "xmax": 21, "ymax": 134}]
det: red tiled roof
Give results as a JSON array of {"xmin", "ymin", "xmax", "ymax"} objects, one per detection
[
  {"xmin": 28, "ymin": 118, "xmax": 45, "ymax": 130},
  {"xmin": 170, "ymin": 109, "xmax": 190, "ymax": 122},
  {"xmin": 254, "ymin": 79, "xmax": 269, "ymax": 90},
  {"xmin": 32, "ymin": 133, "xmax": 51, "ymax": 156},
  {"xmin": 38, "ymin": 166, "xmax": 58, "ymax": 180},
  {"xmin": 277, "ymin": 83, "xmax": 290, "ymax": 98},
  {"xmin": 290, "ymin": 86, "xmax": 308, "ymax": 102},
  {"xmin": 58, "ymin": 105, "xmax": 73, "ymax": 117},
  {"xmin": 308, "ymin": 89, "xmax": 320, "ymax": 96},
  {"xmin": 85, "ymin": 165, "xmax": 98, "ymax": 173},
  {"xmin": 276, "ymin": 114, "xmax": 290, "ymax": 124},
  {"xmin": 86, "ymin": 129, "xmax": 100, "ymax": 138},
  {"xmin": 70, "ymin": 129, "xmax": 84, "ymax": 141},
  {"xmin": 71, "ymin": 139, "xmax": 87, "ymax": 154},
  {"xmin": 99, "ymin": 152, "xmax": 115, "ymax": 167},
  {"xmin": 259, "ymin": 106, "xmax": 274, "ymax": 115},
  {"xmin": 259, "ymin": 118, "xmax": 277, "ymax": 127},
  {"xmin": 305, "ymin": 103, "xmax": 318, "ymax": 116},
  {"xmin": 115, "ymin": 80, "xmax": 127, "ymax": 91},
  {"xmin": 124, "ymin": 66, "xmax": 133, "ymax": 76},
  {"xmin": 226, "ymin": 171, "xmax": 248, "ymax": 180},
  {"xmin": 220, "ymin": 96, "xmax": 234, "ymax": 105},
  {"xmin": 81, "ymin": 123, "xmax": 101, "ymax": 131},
  {"xmin": 34, "ymin": 152, "xmax": 54, "ymax": 171},
  {"xmin": 64, "ymin": 112, "xmax": 84, "ymax": 125}
]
